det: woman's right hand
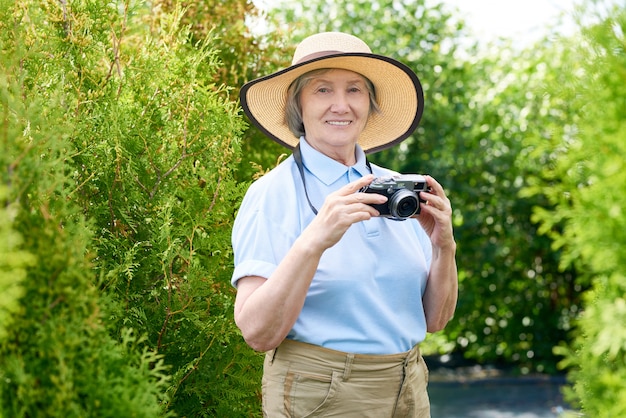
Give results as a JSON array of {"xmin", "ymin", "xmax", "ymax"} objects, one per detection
[{"xmin": 304, "ymin": 174, "xmax": 388, "ymax": 251}]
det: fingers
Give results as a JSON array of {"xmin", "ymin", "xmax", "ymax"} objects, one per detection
[
  {"xmin": 337, "ymin": 174, "xmax": 375, "ymax": 196},
  {"xmin": 325, "ymin": 174, "xmax": 386, "ymax": 207},
  {"xmin": 419, "ymin": 176, "xmax": 450, "ymax": 210},
  {"xmin": 321, "ymin": 175, "xmax": 385, "ymax": 218},
  {"xmin": 310, "ymin": 176, "xmax": 382, "ymax": 249},
  {"xmin": 412, "ymin": 176, "xmax": 455, "ymax": 248},
  {"xmin": 425, "ymin": 175, "xmax": 444, "ymax": 194}
]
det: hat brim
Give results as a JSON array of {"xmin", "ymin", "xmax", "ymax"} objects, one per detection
[{"xmin": 240, "ymin": 52, "xmax": 424, "ymax": 154}]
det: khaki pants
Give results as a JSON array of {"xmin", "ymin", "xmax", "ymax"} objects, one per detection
[{"xmin": 262, "ymin": 339, "xmax": 430, "ymax": 418}]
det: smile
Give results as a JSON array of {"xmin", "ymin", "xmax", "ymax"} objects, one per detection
[{"xmin": 326, "ymin": 121, "xmax": 351, "ymax": 126}]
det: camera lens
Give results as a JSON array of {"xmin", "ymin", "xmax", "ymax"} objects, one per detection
[{"xmin": 389, "ymin": 189, "xmax": 419, "ymax": 219}]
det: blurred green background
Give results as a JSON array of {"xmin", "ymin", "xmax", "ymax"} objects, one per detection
[{"xmin": 1, "ymin": 0, "xmax": 624, "ymax": 416}]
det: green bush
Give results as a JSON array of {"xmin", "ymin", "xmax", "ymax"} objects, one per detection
[
  {"xmin": 527, "ymin": 3, "xmax": 626, "ymax": 415},
  {"xmin": 0, "ymin": 186, "xmax": 32, "ymax": 343},
  {"xmin": 0, "ymin": 14, "xmax": 171, "ymax": 417},
  {"xmin": 1, "ymin": 0, "xmax": 262, "ymax": 416}
]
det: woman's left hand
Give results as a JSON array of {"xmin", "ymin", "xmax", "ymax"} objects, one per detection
[
  {"xmin": 416, "ymin": 175, "xmax": 458, "ymax": 332},
  {"xmin": 414, "ymin": 175, "xmax": 455, "ymax": 250}
]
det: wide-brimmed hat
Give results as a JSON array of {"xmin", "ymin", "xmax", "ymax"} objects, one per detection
[{"xmin": 240, "ymin": 32, "xmax": 424, "ymax": 154}]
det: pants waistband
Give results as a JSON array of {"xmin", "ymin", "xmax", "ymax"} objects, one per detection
[{"xmin": 267, "ymin": 339, "xmax": 420, "ymax": 380}]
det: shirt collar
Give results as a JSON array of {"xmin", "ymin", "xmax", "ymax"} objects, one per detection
[{"xmin": 299, "ymin": 137, "xmax": 370, "ymax": 186}]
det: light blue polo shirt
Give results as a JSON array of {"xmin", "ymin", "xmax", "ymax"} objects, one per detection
[{"xmin": 231, "ymin": 138, "xmax": 432, "ymax": 354}]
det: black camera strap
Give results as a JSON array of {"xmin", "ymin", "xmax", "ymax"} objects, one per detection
[
  {"xmin": 293, "ymin": 144, "xmax": 318, "ymax": 215},
  {"xmin": 292, "ymin": 143, "xmax": 372, "ymax": 216}
]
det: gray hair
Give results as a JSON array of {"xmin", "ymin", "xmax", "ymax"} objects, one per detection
[{"xmin": 285, "ymin": 69, "xmax": 381, "ymax": 138}]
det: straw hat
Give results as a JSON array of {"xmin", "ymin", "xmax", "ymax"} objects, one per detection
[{"xmin": 240, "ymin": 32, "xmax": 424, "ymax": 154}]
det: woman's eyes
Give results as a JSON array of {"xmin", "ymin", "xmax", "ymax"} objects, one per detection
[{"xmin": 316, "ymin": 86, "xmax": 362, "ymax": 93}]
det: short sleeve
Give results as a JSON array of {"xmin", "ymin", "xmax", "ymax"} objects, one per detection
[{"xmin": 230, "ymin": 165, "xmax": 301, "ymax": 287}]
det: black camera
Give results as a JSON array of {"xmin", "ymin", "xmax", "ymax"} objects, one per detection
[{"xmin": 361, "ymin": 175, "xmax": 430, "ymax": 220}]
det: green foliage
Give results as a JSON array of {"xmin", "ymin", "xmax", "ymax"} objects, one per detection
[
  {"xmin": 439, "ymin": 44, "xmax": 583, "ymax": 373},
  {"xmin": 526, "ymin": 2, "xmax": 626, "ymax": 415},
  {"xmin": 5, "ymin": 0, "xmax": 623, "ymax": 416},
  {"xmin": 0, "ymin": 186, "xmax": 33, "ymax": 342},
  {"xmin": 2, "ymin": 0, "xmax": 262, "ymax": 416},
  {"xmin": 153, "ymin": 0, "xmax": 292, "ymax": 181},
  {"xmin": 0, "ymin": 5, "xmax": 171, "ymax": 415},
  {"xmin": 273, "ymin": 0, "xmax": 579, "ymax": 373}
]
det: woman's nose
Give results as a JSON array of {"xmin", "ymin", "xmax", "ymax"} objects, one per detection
[{"xmin": 330, "ymin": 93, "xmax": 349, "ymax": 113}]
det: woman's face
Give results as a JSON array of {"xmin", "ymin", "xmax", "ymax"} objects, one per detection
[{"xmin": 300, "ymin": 69, "xmax": 371, "ymax": 164}]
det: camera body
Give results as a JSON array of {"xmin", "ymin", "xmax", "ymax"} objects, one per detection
[{"xmin": 361, "ymin": 174, "xmax": 429, "ymax": 220}]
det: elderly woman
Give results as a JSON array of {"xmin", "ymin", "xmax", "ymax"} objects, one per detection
[{"xmin": 232, "ymin": 32, "xmax": 457, "ymax": 418}]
